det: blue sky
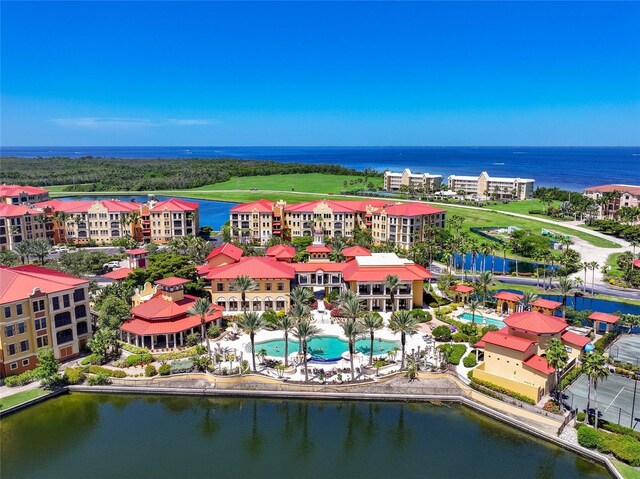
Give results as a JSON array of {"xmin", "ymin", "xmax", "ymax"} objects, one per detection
[{"xmin": 2, "ymin": 1, "xmax": 639, "ymax": 146}]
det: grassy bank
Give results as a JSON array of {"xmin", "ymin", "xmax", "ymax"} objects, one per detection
[
  {"xmin": 613, "ymin": 459, "xmax": 640, "ymax": 479},
  {"xmin": 486, "ymin": 199, "xmax": 560, "ymax": 215},
  {"xmin": 0, "ymin": 387, "xmax": 47, "ymax": 411}
]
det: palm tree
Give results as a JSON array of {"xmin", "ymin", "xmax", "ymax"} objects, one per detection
[
  {"xmin": 360, "ymin": 312, "xmax": 383, "ymax": 365},
  {"xmin": 289, "ymin": 302, "xmax": 309, "ymax": 353},
  {"xmin": 476, "ymin": 271, "xmax": 493, "ymax": 308},
  {"xmin": 468, "ymin": 299, "xmax": 480, "ymax": 324},
  {"xmin": 293, "ymin": 317, "xmax": 320, "ymax": 381},
  {"xmin": 53, "ymin": 211, "xmax": 70, "ymax": 244},
  {"xmin": 275, "ymin": 314, "xmax": 295, "ymax": 367},
  {"xmin": 289, "ymin": 286, "xmax": 314, "ymax": 307},
  {"xmin": 582, "ymin": 352, "xmax": 609, "ymax": 429},
  {"xmin": 384, "ymin": 274, "xmax": 401, "ymax": 313},
  {"xmin": 14, "ymin": 240, "xmax": 32, "ymax": 265},
  {"xmin": 337, "ymin": 288, "xmax": 357, "ymax": 305},
  {"xmin": 188, "ymin": 297, "xmax": 212, "ymax": 360},
  {"xmin": 341, "ymin": 318, "xmax": 363, "ymax": 381},
  {"xmin": 29, "ymin": 238, "xmax": 51, "ymax": 265},
  {"xmin": 129, "ymin": 211, "xmax": 140, "ymax": 240},
  {"xmin": 588, "ymin": 261, "xmax": 599, "ymax": 294},
  {"xmin": 234, "ymin": 275, "xmax": 257, "ymax": 314},
  {"xmin": 555, "ymin": 277, "xmax": 574, "ymax": 320},
  {"xmin": 236, "ymin": 312, "xmax": 265, "ymax": 373},
  {"xmin": 388, "ymin": 310, "xmax": 419, "ymax": 369},
  {"xmin": 581, "ymin": 262, "xmax": 589, "ymax": 293},
  {"xmin": 341, "ymin": 295, "xmax": 363, "ymax": 323},
  {"xmin": 545, "ymin": 338, "xmax": 569, "ymax": 401},
  {"xmin": 521, "ymin": 291, "xmax": 538, "ymax": 311}
]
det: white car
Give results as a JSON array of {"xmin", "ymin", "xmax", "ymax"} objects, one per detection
[{"xmin": 103, "ymin": 261, "xmax": 121, "ymax": 269}]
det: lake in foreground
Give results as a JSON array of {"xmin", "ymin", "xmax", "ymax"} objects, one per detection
[{"xmin": 0, "ymin": 393, "xmax": 611, "ymax": 479}]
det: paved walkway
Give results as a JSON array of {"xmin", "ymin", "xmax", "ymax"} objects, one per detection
[{"xmin": 0, "ymin": 380, "xmax": 41, "ymax": 399}]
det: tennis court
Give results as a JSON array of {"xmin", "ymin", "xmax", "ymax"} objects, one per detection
[
  {"xmin": 608, "ymin": 334, "xmax": 640, "ymax": 367},
  {"xmin": 565, "ymin": 373, "xmax": 640, "ymax": 427}
]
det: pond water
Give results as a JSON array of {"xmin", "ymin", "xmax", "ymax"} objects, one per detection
[
  {"xmin": 0, "ymin": 393, "xmax": 611, "ymax": 479},
  {"xmin": 58, "ymin": 195, "xmax": 236, "ymax": 230}
]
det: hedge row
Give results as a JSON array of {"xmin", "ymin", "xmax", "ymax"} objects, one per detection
[
  {"xmin": 154, "ymin": 347, "xmax": 198, "ymax": 361},
  {"xmin": 559, "ymin": 366, "xmax": 582, "ymax": 390},
  {"xmin": 463, "ymin": 354, "xmax": 478, "ymax": 368},
  {"xmin": 118, "ymin": 341, "xmax": 151, "ymax": 355},
  {"xmin": 3, "ymin": 369, "xmax": 38, "ymax": 387},
  {"xmin": 437, "ymin": 344, "xmax": 467, "ymax": 365},
  {"xmin": 594, "ymin": 331, "xmax": 620, "ymax": 353},
  {"xmin": 577, "ymin": 426, "xmax": 640, "ymax": 466},
  {"xmin": 469, "ymin": 373, "xmax": 536, "ymax": 405}
]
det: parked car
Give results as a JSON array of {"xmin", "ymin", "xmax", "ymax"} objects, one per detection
[{"xmin": 103, "ymin": 261, "xmax": 121, "ymax": 269}]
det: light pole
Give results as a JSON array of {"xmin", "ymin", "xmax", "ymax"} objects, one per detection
[{"xmin": 631, "ymin": 372, "xmax": 639, "ymax": 429}]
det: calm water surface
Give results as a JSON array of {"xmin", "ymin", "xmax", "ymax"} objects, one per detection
[{"xmin": 0, "ymin": 393, "xmax": 611, "ymax": 479}]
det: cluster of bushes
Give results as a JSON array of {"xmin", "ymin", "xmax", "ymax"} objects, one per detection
[
  {"xmin": 80, "ymin": 354, "xmax": 104, "ymax": 366},
  {"xmin": 159, "ymin": 363, "xmax": 171, "ymax": 376},
  {"xmin": 558, "ymin": 366, "xmax": 582, "ymax": 390},
  {"xmin": 542, "ymin": 400, "xmax": 561, "ymax": 414},
  {"xmin": 577, "ymin": 425, "xmax": 640, "ymax": 466},
  {"xmin": 3, "ymin": 369, "xmax": 38, "ymax": 387},
  {"xmin": 452, "ymin": 332, "xmax": 469, "ymax": 343},
  {"xmin": 62, "ymin": 366, "xmax": 127, "ymax": 385},
  {"xmin": 118, "ymin": 341, "xmax": 151, "ymax": 355},
  {"xmin": 432, "ymin": 325, "xmax": 453, "ymax": 342},
  {"xmin": 170, "ymin": 359, "xmax": 194, "ymax": 374},
  {"xmin": 462, "ymin": 354, "xmax": 478, "ymax": 368},
  {"xmin": 468, "ymin": 372, "xmax": 536, "ymax": 405},
  {"xmin": 118, "ymin": 353, "xmax": 155, "ymax": 368},
  {"xmin": 87, "ymin": 374, "xmax": 112, "ymax": 386},
  {"xmin": 86, "ymin": 366, "xmax": 127, "ymax": 378},
  {"xmin": 437, "ymin": 344, "xmax": 467, "ymax": 365},
  {"xmin": 63, "ymin": 368, "xmax": 87, "ymax": 385},
  {"xmin": 145, "ymin": 365, "xmax": 157, "ymax": 377},
  {"xmin": 154, "ymin": 347, "xmax": 198, "ymax": 361},
  {"xmin": 594, "ymin": 331, "xmax": 620, "ymax": 353}
]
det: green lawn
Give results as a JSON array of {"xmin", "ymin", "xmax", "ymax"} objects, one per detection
[
  {"xmin": 607, "ymin": 253, "xmax": 624, "ymax": 279},
  {"xmin": 486, "ymin": 199, "xmax": 560, "ymax": 215},
  {"xmin": 612, "ymin": 459, "xmax": 640, "ymax": 479},
  {"xmin": 0, "ymin": 387, "xmax": 47, "ymax": 411},
  {"xmin": 192, "ymin": 173, "xmax": 381, "ymax": 194}
]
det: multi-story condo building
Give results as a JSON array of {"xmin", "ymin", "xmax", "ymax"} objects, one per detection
[
  {"xmin": 383, "ymin": 169, "xmax": 443, "ymax": 192},
  {"xmin": 229, "ymin": 199, "xmax": 446, "ymax": 249},
  {"xmin": 447, "ymin": 172, "xmax": 535, "ymax": 200},
  {"xmin": 0, "ymin": 204, "xmax": 48, "ymax": 251},
  {"xmin": 0, "ymin": 184, "xmax": 49, "ymax": 205},
  {"xmin": 583, "ymin": 184, "xmax": 640, "ymax": 221},
  {"xmin": 0, "ymin": 265, "xmax": 92, "ymax": 377},
  {"xmin": 149, "ymin": 198, "xmax": 199, "ymax": 243}
]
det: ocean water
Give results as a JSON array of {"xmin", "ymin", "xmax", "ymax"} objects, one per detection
[{"xmin": 2, "ymin": 146, "xmax": 639, "ymax": 190}]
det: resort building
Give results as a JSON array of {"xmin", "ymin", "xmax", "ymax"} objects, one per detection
[
  {"xmin": 475, "ymin": 310, "xmax": 590, "ymax": 402},
  {"xmin": 448, "ymin": 284, "xmax": 475, "ymax": 304},
  {"xmin": 0, "ymin": 204, "xmax": 48, "ymax": 251},
  {"xmin": 229, "ymin": 198, "xmax": 446, "ymax": 249},
  {"xmin": 0, "ymin": 184, "xmax": 49, "ymax": 205},
  {"xmin": 447, "ymin": 172, "xmax": 535, "ymax": 200},
  {"xmin": 149, "ymin": 198, "xmax": 199, "ymax": 243},
  {"xmin": 494, "ymin": 291, "xmax": 524, "ymax": 315},
  {"xmin": 583, "ymin": 184, "xmax": 640, "ymax": 221},
  {"xmin": 529, "ymin": 298, "xmax": 562, "ymax": 316},
  {"xmin": 0, "ymin": 265, "xmax": 92, "ymax": 377},
  {"xmin": 383, "ymin": 169, "xmax": 443, "ymax": 192},
  {"xmin": 120, "ymin": 277, "xmax": 223, "ymax": 350},
  {"xmin": 266, "ymin": 244, "xmax": 296, "ymax": 262}
]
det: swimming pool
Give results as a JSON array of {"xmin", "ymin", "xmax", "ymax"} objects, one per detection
[
  {"xmin": 457, "ymin": 312, "xmax": 505, "ymax": 328},
  {"xmin": 249, "ymin": 336, "xmax": 401, "ymax": 362}
]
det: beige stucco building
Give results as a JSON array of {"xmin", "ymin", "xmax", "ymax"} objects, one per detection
[
  {"xmin": 0, "ymin": 204, "xmax": 48, "ymax": 251},
  {"xmin": 583, "ymin": 184, "xmax": 640, "ymax": 221},
  {"xmin": 383, "ymin": 169, "xmax": 443, "ymax": 192},
  {"xmin": 448, "ymin": 171, "xmax": 535, "ymax": 200}
]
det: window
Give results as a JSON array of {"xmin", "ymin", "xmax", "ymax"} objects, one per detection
[
  {"xmin": 35, "ymin": 317, "xmax": 47, "ymax": 330},
  {"xmin": 37, "ymin": 336, "xmax": 49, "ymax": 348},
  {"xmin": 52, "ymin": 297, "xmax": 60, "ymax": 310},
  {"xmin": 277, "ymin": 283, "xmax": 284, "ymax": 292},
  {"xmin": 265, "ymin": 283, "xmax": 272, "ymax": 291},
  {"xmin": 10, "ymin": 362, "xmax": 18, "ymax": 370},
  {"xmin": 17, "ymin": 322, "xmax": 26, "ymax": 334},
  {"xmin": 4, "ymin": 306, "xmax": 11, "ymax": 318},
  {"xmin": 7, "ymin": 344, "xmax": 16, "ymax": 355},
  {"xmin": 74, "ymin": 304, "xmax": 87, "ymax": 319},
  {"xmin": 54, "ymin": 311, "xmax": 72, "ymax": 328},
  {"xmin": 217, "ymin": 283, "xmax": 224, "ymax": 292},
  {"xmin": 5, "ymin": 325, "xmax": 15, "ymax": 337},
  {"xmin": 56, "ymin": 329, "xmax": 74, "ymax": 345},
  {"xmin": 73, "ymin": 289, "xmax": 85, "ymax": 302},
  {"xmin": 22, "ymin": 359, "xmax": 30, "ymax": 366},
  {"xmin": 63, "ymin": 294, "xmax": 70, "ymax": 308},
  {"xmin": 16, "ymin": 304, "xmax": 23, "ymax": 315},
  {"xmin": 20, "ymin": 340, "xmax": 29, "ymax": 352}
]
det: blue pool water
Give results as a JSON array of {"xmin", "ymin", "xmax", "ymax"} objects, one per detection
[
  {"xmin": 457, "ymin": 312, "xmax": 505, "ymax": 328},
  {"xmin": 250, "ymin": 336, "xmax": 400, "ymax": 362}
]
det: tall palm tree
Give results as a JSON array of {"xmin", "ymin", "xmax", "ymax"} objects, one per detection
[
  {"xmin": 289, "ymin": 302, "xmax": 309, "ymax": 354},
  {"xmin": 14, "ymin": 241, "xmax": 31, "ymax": 265},
  {"xmin": 555, "ymin": 277, "xmax": 574, "ymax": 320},
  {"xmin": 388, "ymin": 310, "xmax": 419, "ymax": 369},
  {"xmin": 29, "ymin": 238, "xmax": 51, "ymax": 265},
  {"xmin": 545, "ymin": 338, "xmax": 569, "ymax": 401},
  {"xmin": 293, "ymin": 317, "xmax": 320, "ymax": 381},
  {"xmin": 188, "ymin": 297, "xmax": 212, "ymax": 359},
  {"xmin": 341, "ymin": 318, "xmax": 363, "ymax": 381},
  {"xmin": 337, "ymin": 288, "xmax": 357, "ymax": 305},
  {"xmin": 582, "ymin": 352, "xmax": 609, "ymax": 429},
  {"xmin": 341, "ymin": 296, "xmax": 363, "ymax": 323},
  {"xmin": 360, "ymin": 312, "xmax": 383, "ymax": 365},
  {"xmin": 237, "ymin": 312, "xmax": 265, "ymax": 372},
  {"xmin": 53, "ymin": 211, "xmax": 69, "ymax": 244},
  {"xmin": 468, "ymin": 299, "xmax": 480, "ymax": 324},
  {"xmin": 384, "ymin": 274, "xmax": 401, "ymax": 313},
  {"xmin": 476, "ymin": 271, "xmax": 493, "ymax": 308},
  {"xmin": 275, "ymin": 314, "xmax": 295, "ymax": 367},
  {"xmin": 234, "ymin": 275, "xmax": 257, "ymax": 314},
  {"xmin": 521, "ymin": 291, "xmax": 538, "ymax": 311},
  {"xmin": 588, "ymin": 261, "xmax": 599, "ymax": 294},
  {"xmin": 289, "ymin": 286, "xmax": 314, "ymax": 307}
]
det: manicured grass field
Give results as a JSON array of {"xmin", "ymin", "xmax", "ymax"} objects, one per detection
[
  {"xmin": 0, "ymin": 387, "xmax": 47, "ymax": 411},
  {"xmin": 606, "ymin": 253, "xmax": 624, "ymax": 279},
  {"xmin": 486, "ymin": 199, "xmax": 560, "ymax": 215},
  {"xmin": 192, "ymin": 173, "xmax": 381, "ymax": 194},
  {"xmin": 612, "ymin": 459, "xmax": 640, "ymax": 479}
]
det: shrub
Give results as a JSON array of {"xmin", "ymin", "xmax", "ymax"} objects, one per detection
[
  {"xmin": 559, "ymin": 366, "xmax": 582, "ymax": 390},
  {"xmin": 594, "ymin": 330, "xmax": 620, "ymax": 353},
  {"xmin": 543, "ymin": 400, "xmax": 561, "ymax": 414},
  {"xmin": 118, "ymin": 341, "xmax": 151, "ymax": 355},
  {"xmin": 577, "ymin": 425, "xmax": 640, "ymax": 466},
  {"xmin": 144, "ymin": 364, "xmax": 158, "ymax": 377},
  {"xmin": 154, "ymin": 347, "xmax": 198, "ymax": 361},
  {"xmin": 3, "ymin": 369, "xmax": 38, "ymax": 387},
  {"xmin": 437, "ymin": 344, "xmax": 467, "ymax": 365},
  {"xmin": 87, "ymin": 365, "xmax": 127, "ymax": 378},
  {"xmin": 576, "ymin": 411, "xmax": 586, "ymax": 422},
  {"xmin": 80, "ymin": 354, "xmax": 103, "ymax": 365},
  {"xmin": 432, "ymin": 325, "xmax": 452, "ymax": 342},
  {"xmin": 158, "ymin": 363, "xmax": 171, "ymax": 376},
  {"xmin": 452, "ymin": 332, "xmax": 469, "ymax": 343},
  {"xmin": 170, "ymin": 359, "xmax": 194, "ymax": 374},
  {"xmin": 185, "ymin": 332, "xmax": 201, "ymax": 347},
  {"xmin": 87, "ymin": 373, "xmax": 112, "ymax": 386},
  {"xmin": 63, "ymin": 367, "xmax": 86, "ymax": 385},
  {"xmin": 462, "ymin": 355, "xmax": 477, "ymax": 368},
  {"xmin": 470, "ymin": 376, "xmax": 536, "ymax": 405},
  {"xmin": 411, "ymin": 309, "xmax": 427, "ymax": 321},
  {"xmin": 122, "ymin": 353, "xmax": 154, "ymax": 367}
]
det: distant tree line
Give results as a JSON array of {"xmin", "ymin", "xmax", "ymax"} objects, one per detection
[{"xmin": 0, "ymin": 156, "xmax": 380, "ymax": 191}]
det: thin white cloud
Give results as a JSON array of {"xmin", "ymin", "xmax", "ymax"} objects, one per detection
[{"xmin": 51, "ymin": 117, "xmax": 216, "ymax": 129}]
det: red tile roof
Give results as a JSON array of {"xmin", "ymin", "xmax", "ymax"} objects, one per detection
[
  {"xmin": 381, "ymin": 202, "xmax": 445, "ymax": 217},
  {"xmin": 504, "ymin": 311, "xmax": 567, "ymax": 334},
  {"xmin": 306, "ymin": 244, "xmax": 331, "ymax": 253},
  {"xmin": 206, "ymin": 256, "xmax": 295, "ymax": 280},
  {"xmin": 584, "ymin": 184, "xmax": 640, "ymax": 196},
  {"xmin": 151, "ymin": 198, "xmax": 199, "ymax": 212},
  {"xmin": 341, "ymin": 262, "xmax": 432, "ymax": 282},
  {"xmin": 292, "ymin": 262, "xmax": 349, "ymax": 273},
  {"xmin": 126, "ymin": 248, "xmax": 149, "ymax": 256},
  {"xmin": 523, "ymin": 354, "xmax": 555, "ymax": 376},
  {"xmin": 196, "ymin": 264, "xmax": 210, "ymax": 275},
  {"xmin": 0, "ymin": 204, "xmax": 42, "ymax": 217},
  {"xmin": 266, "ymin": 244, "xmax": 296, "ymax": 259},
  {"xmin": 102, "ymin": 268, "xmax": 133, "ymax": 280},
  {"xmin": 493, "ymin": 291, "xmax": 524, "ymax": 302},
  {"xmin": 561, "ymin": 331, "xmax": 591, "ymax": 348},
  {"xmin": 633, "ymin": 260, "xmax": 640, "ymax": 269},
  {"xmin": 35, "ymin": 199, "xmax": 94, "ymax": 213},
  {"xmin": 155, "ymin": 277, "xmax": 190, "ymax": 287},
  {"xmin": 205, "ymin": 242, "xmax": 243, "ymax": 262},
  {"xmin": 284, "ymin": 199, "xmax": 389, "ymax": 214},
  {"xmin": 588, "ymin": 312, "xmax": 620, "ymax": 324},
  {"xmin": 121, "ymin": 313, "xmax": 220, "ymax": 335},
  {"xmin": 99, "ymin": 200, "xmax": 141, "ymax": 213},
  {"xmin": 342, "ymin": 246, "xmax": 371, "ymax": 257},
  {"xmin": 230, "ymin": 199, "xmax": 275, "ymax": 213},
  {"xmin": 0, "ymin": 265, "xmax": 88, "ymax": 305},
  {"xmin": 530, "ymin": 298, "xmax": 563, "ymax": 310},
  {"xmin": 480, "ymin": 331, "xmax": 535, "ymax": 352},
  {"xmin": 449, "ymin": 284, "xmax": 475, "ymax": 293},
  {"xmin": 129, "ymin": 293, "xmax": 217, "ymax": 321},
  {"xmin": 0, "ymin": 184, "xmax": 48, "ymax": 197}
]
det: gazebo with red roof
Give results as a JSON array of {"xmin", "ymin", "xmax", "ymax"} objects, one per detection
[
  {"xmin": 449, "ymin": 283, "xmax": 475, "ymax": 303},
  {"xmin": 493, "ymin": 290, "xmax": 524, "ymax": 315},
  {"xmin": 126, "ymin": 248, "xmax": 149, "ymax": 269},
  {"xmin": 120, "ymin": 276, "xmax": 223, "ymax": 350},
  {"xmin": 529, "ymin": 298, "xmax": 563, "ymax": 316},
  {"xmin": 589, "ymin": 311, "xmax": 621, "ymax": 334}
]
